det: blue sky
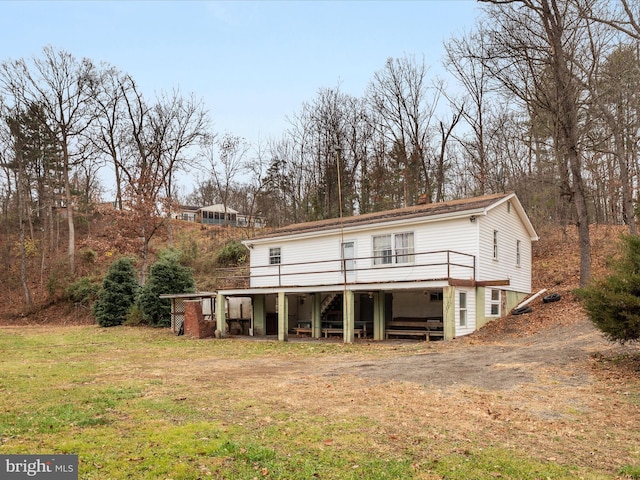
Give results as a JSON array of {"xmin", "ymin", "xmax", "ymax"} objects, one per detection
[{"xmin": 2, "ymin": 1, "xmax": 481, "ymax": 149}]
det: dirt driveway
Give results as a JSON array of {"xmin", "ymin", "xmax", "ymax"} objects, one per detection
[
  {"xmin": 222, "ymin": 314, "xmax": 621, "ymax": 392},
  {"xmin": 329, "ymin": 320, "xmax": 609, "ymax": 390},
  {"xmin": 177, "ymin": 313, "xmax": 639, "ymax": 474}
]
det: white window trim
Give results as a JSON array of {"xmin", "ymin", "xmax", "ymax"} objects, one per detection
[
  {"xmin": 493, "ymin": 230, "xmax": 499, "ymax": 261},
  {"xmin": 490, "ymin": 289, "xmax": 501, "ymax": 317},
  {"xmin": 459, "ymin": 291, "xmax": 467, "ymax": 327},
  {"xmin": 269, "ymin": 247, "xmax": 282, "ymax": 265}
]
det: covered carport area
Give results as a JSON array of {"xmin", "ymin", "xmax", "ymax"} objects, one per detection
[{"xmin": 217, "ymin": 281, "xmax": 458, "ymax": 343}]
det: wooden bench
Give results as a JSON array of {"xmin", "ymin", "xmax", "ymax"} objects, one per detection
[
  {"xmin": 293, "ymin": 321, "xmax": 312, "ymax": 336},
  {"xmin": 385, "ymin": 317, "xmax": 444, "ymax": 341},
  {"xmin": 323, "ymin": 328, "xmax": 363, "ymax": 338}
]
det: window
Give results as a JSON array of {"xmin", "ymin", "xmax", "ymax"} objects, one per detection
[
  {"xmin": 490, "ymin": 289, "xmax": 500, "ymax": 316},
  {"xmin": 516, "ymin": 240, "xmax": 521, "ymax": 267},
  {"xmin": 507, "ymin": 201, "xmax": 511, "ymax": 213},
  {"xmin": 493, "ymin": 230, "xmax": 499, "ymax": 260},
  {"xmin": 373, "ymin": 232, "xmax": 414, "ymax": 266},
  {"xmin": 269, "ymin": 247, "xmax": 281, "ymax": 265},
  {"xmin": 395, "ymin": 232, "xmax": 415, "ymax": 264},
  {"xmin": 459, "ymin": 292, "xmax": 467, "ymax": 327},
  {"xmin": 373, "ymin": 235, "xmax": 392, "ymax": 265}
]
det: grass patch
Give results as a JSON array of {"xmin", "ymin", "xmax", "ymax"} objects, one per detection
[
  {"xmin": 430, "ymin": 448, "xmax": 586, "ymax": 480},
  {"xmin": 0, "ymin": 325, "xmax": 634, "ymax": 479}
]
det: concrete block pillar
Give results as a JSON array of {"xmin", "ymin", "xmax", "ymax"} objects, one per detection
[
  {"xmin": 252, "ymin": 294, "xmax": 266, "ymax": 336},
  {"xmin": 343, "ymin": 290, "xmax": 355, "ymax": 344},
  {"xmin": 443, "ymin": 286, "xmax": 456, "ymax": 341},
  {"xmin": 216, "ymin": 293, "xmax": 226, "ymax": 338},
  {"xmin": 277, "ymin": 291, "xmax": 288, "ymax": 342},
  {"xmin": 312, "ymin": 293, "xmax": 322, "ymax": 338},
  {"xmin": 373, "ymin": 291, "xmax": 385, "ymax": 341}
]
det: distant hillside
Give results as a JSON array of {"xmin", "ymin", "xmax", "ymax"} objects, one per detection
[{"xmin": 0, "ymin": 212, "xmax": 629, "ymax": 330}]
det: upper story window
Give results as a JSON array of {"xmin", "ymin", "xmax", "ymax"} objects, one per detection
[
  {"xmin": 372, "ymin": 235, "xmax": 393, "ymax": 265},
  {"xmin": 493, "ymin": 230, "xmax": 499, "ymax": 260},
  {"xmin": 372, "ymin": 232, "xmax": 414, "ymax": 266},
  {"xmin": 395, "ymin": 232, "xmax": 415, "ymax": 264},
  {"xmin": 516, "ymin": 240, "xmax": 521, "ymax": 267},
  {"xmin": 269, "ymin": 247, "xmax": 281, "ymax": 265}
]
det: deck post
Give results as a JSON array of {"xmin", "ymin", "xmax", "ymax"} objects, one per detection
[
  {"xmin": 443, "ymin": 286, "xmax": 456, "ymax": 340},
  {"xmin": 277, "ymin": 291, "xmax": 288, "ymax": 342},
  {"xmin": 311, "ymin": 293, "xmax": 322, "ymax": 338},
  {"xmin": 475, "ymin": 287, "xmax": 488, "ymax": 330},
  {"xmin": 252, "ymin": 294, "xmax": 266, "ymax": 336},
  {"xmin": 373, "ymin": 291, "xmax": 385, "ymax": 340},
  {"xmin": 343, "ymin": 290, "xmax": 355, "ymax": 344},
  {"xmin": 216, "ymin": 293, "xmax": 226, "ymax": 338}
]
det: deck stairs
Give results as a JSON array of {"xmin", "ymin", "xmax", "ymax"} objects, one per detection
[{"xmin": 321, "ymin": 293, "xmax": 342, "ymax": 322}]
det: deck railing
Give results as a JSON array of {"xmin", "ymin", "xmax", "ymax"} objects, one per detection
[{"xmin": 247, "ymin": 249, "xmax": 476, "ymax": 288}]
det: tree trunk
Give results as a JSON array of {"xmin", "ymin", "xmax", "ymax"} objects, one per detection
[
  {"xmin": 17, "ymin": 168, "xmax": 32, "ymax": 307},
  {"xmin": 613, "ymin": 127, "xmax": 637, "ymax": 235},
  {"xmin": 63, "ymin": 150, "xmax": 75, "ymax": 274}
]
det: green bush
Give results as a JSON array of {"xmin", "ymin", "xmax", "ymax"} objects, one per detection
[
  {"xmin": 93, "ymin": 257, "xmax": 139, "ymax": 327},
  {"xmin": 46, "ymin": 259, "xmax": 71, "ymax": 298},
  {"xmin": 65, "ymin": 277, "xmax": 100, "ymax": 305},
  {"xmin": 175, "ymin": 234, "xmax": 200, "ymax": 267},
  {"xmin": 138, "ymin": 255, "xmax": 195, "ymax": 328},
  {"xmin": 124, "ymin": 304, "xmax": 146, "ymax": 326},
  {"xmin": 576, "ymin": 234, "xmax": 640, "ymax": 343},
  {"xmin": 216, "ymin": 240, "xmax": 248, "ymax": 267},
  {"xmin": 79, "ymin": 248, "xmax": 97, "ymax": 265}
]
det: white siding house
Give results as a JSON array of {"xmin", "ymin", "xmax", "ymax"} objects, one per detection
[{"xmin": 217, "ymin": 192, "xmax": 538, "ymax": 343}]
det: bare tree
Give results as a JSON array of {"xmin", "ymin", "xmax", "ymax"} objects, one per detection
[
  {"xmin": 580, "ymin": 0, "xmax": 640, "ymax": 233},
  {"xmin": 586, "ymin": 41, "xmax": 640, "ymax": 234},
  {"xmin": 478, "ymin": 0, "xmax": 594, "ymax": 286},
  {"xmin": 0, "ymin": 46, "xmax": 98, "ymax": 274},
  {"xmin": 434, "ymin": 105, "xmax": 464, "ymax": 202},
  {"xmin": 151, "ymin": 89, "xmax": 209, "ymax": 244},
  {"xmin": 93, "ymin": 74, "xmax": 209, "ymax": 282},
  {"xmin": 5, "ymin": 109, "xmax": 33, "ymax": 306},
  {"xmin": 445, "ymin": 28, "xmax": 496, "ymax": 195},
  {"xmin": 204, "ymin": 132, "xmax": 248, "ymax": 225},
  {"xmin": 242, "ymin": 140, "xmax": 270, "ymax": 229},
  {"xmin": 89, "ymin": 66, "xmax": 131, "ymax": 211},
  {"xmin": 367, "ymin": 55, "xmax": 440, "ymax": 205}
]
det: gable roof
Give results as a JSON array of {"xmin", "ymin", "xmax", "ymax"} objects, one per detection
[
  {"xmin": 199, "ymin": 204, "xmax": 239, "ymax": 214},
  {"xmin": 248, "ymin": 192, "xmax": 538, "ymax": 243}
]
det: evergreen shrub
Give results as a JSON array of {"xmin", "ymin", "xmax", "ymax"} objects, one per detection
[
  {"xmin": 138, "ymin": 250, "xmax": 195, "ymax": 328},
  {"xmin": 577, "ymin": 234, "xmax": 640, "ymax": 343},
  {"xmin": 216, "ymin": 240, "xmax": 248, "ymax": 266},
  {"xmin": 93, "ymin": 257, "xmax": 139, "ymax": 327},
  {"xmin": 65, "ymin": 277, "xmax": 100, "ymax": 305}
]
